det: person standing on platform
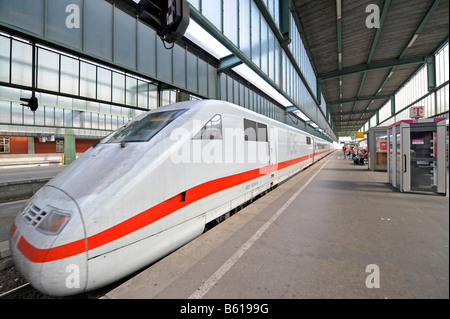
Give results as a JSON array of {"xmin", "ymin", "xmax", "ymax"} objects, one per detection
[
  {"xmin": 342, "ymin": 145, "xmax": 347, "ymax": 159},
  {"xmin": 350, "ymin": 146, "xmax": 355, "ymax": 160}
]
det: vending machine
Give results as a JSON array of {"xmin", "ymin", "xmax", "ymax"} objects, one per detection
[{"xmin": 387, "ymin": 118, "xmax": 447, "ymax": 195}]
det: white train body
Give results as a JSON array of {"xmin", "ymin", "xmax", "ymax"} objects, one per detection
[{"xmin": 10, "ymin": 100, "xmax": 332, "ymax": 296}]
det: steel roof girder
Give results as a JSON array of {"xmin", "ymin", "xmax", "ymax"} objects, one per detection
[
  {"xmin": 319, "ymin": 56, "xmax": 431, "ymax": 81},
  {"xmin": 218, "ymin": 54, "xmax": 242, "ymax": 73}
]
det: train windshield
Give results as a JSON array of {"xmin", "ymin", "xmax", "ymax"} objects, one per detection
[{"xmin": 100, "ymin": 109, "xmax": 188, "ymax": 144}]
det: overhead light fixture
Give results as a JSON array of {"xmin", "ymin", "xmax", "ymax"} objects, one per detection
[
  {"xmin": 292, "ymin": 109, "xmax": 311, "ymax": 122},
  {"xmin": 407, "ymin": 34, "xmax": 419, "ymax": 48},
  {"xmin": 184, "ymin": 19, "xmax": 231, "ymax": 59},
  {"xmin": 336, "ymin": 0, "xmax": 342, "ymax": 19},
  {"xmin": 233, "ymin": 64, "xmax": 291, "ymax": 107}
]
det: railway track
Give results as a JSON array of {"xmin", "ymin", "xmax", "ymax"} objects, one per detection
[
  {"xmin": 0, "ymin": 282, "xmax": 33, "ymax": 299},
  {"xmin": 0, "ymin": 182, "xmax": 279, "ymax": 299}
]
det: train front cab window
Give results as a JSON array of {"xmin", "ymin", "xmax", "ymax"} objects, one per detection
[
  {"xmin": 100, "ymin": 109, "xmax": 188, "ymax": 144},
  {"xmin": 193, "ymin": 114, "xmax": 223, "ymax": 140}
]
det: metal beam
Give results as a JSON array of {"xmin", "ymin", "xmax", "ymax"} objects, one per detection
[
  {"xmin": 319, "ymin": 56, "xmax": 430, "ymax": 81},
  {"xmin": 335, "ymin": 119, "xmax": 369, "ymax": 124},
  {"xmin": 351, "ymin": 0, "xmax": 391, "ymax": 115},
  {"xmin": 336, "ymin": 124, "xmax": 366, "ymax": 128},
  {"xmin": 398, "ymin": 0, "xmax": 441, "ymax": 60},
  {"xmin": 189, "ymin": 3, "xmax": 333, "ymax": 139},
  {"xmin": 254, "ymin": 0, "xmax": 285, "ymax": 45},
  {"xmin": 354, "ymin": 0, "xmax": 441, "ymax": 124},
  {"xmin": 285, "ymin": 106, "xmax": 298, "ymax": 112},
  {"xmin": 336, "ymin": 0, "xmax": 343, "ymax": 101},
  {"xmin": 327, "ymin": 95, "xmax": 390, "ymax": 105},
  {"xmin": 427, "ymin": 55, "xmax": 436, "ymax": 91},
  {"xmin": 331, "ymin": 110, "xmax": 376, "ymax": 116},
  {"xmin": 279, "ymin": 0, "xmax": 291, "ymax": 44},
  {"xmin": 218, "ymin": 54, "xmax": 242, "ymax": 73}
]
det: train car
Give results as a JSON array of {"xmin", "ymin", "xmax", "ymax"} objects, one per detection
[{"xmin": 10, "ymin": 100, "xmax": 333, "ymax": 296}]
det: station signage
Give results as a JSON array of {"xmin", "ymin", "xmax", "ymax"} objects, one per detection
[
  {"xmin": 410, "ymin": 106, "xmax": 424, "ymax": 118},
  {"xmin": 356, "ymin": 132, "xmax": 365, "ymax": 139}
]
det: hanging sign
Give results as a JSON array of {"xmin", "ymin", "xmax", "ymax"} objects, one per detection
[{"xmin": 410, "ymin": 106, "xmax": 424, "ymax": 118}]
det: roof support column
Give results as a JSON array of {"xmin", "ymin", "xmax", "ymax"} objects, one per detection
[
  {"xmin": 279, "ymin": 0, "xmax": 291, "ymax": 44},
  {"xmin": 390, "ymin": 95, "xmax": 395, "ymax": 116},
  {"xmin": 427, "ymin": 55, "xmax": 436, "ymax": 92}
]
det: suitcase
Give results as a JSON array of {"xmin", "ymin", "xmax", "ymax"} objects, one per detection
[{"xmin": 353, "ymin": 156, "xmax": 364, "ymax": 165}]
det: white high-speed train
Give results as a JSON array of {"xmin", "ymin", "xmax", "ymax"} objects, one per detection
[{"xmin": 10, "ymin": 100, "xmax": 333, "ymax": 296}]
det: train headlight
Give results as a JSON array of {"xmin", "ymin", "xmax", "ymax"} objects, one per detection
[{"xmin": 37, "ymin": 210, "xmax": 71, "ymax": 236}]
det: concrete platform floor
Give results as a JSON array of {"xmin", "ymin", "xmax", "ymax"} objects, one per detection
[{"xmin": 100, "ymin": 152, "xmax": 447, "ymax": 299}]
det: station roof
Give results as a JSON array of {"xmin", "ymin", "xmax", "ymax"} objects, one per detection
[{"xmin": 292, "ymin": 0, "xmax": 449, "ymax": 137}]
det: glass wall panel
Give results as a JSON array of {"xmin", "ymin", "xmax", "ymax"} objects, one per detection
[
  {"xmin": 80, "ymin": 62, "xmax": 96, "ymax": 98},
  {"xmin": 436, "ymin": 43, "xmax": 449, "ymax": 86},
  {"xmin": 0, "ymin": 0, "xmax": 44, "ymax": 36},
  {"xmin": 198, "ymin": 59, "xmax": 208, "ymax": 97},
  {"xmin": 34, "ymin": 105, "xmax": 45, "ymax": 126},
  {"xmin": 0, "ymin": 101, "xmax": 11, "ymax": 123},
  {"xmin": 261, "ymin": 18, "xmax": 269, "ymax": 75},
  {"xmin": 60, "ymin": 55, "xmax": 79, "ymax": 95},
  {"xmin": 23, "ymin": 108, "xmax": 34, "ymax": 125},
  {"xmin": 99, "ymin": 103, "xmax": 111, "ymax": 115},
  {"xmin": 149, "ymin": 84, "xmax": 158, "ymax": 109},
  {"xmin": 97, "ymin": 67, "xmax": 112, "ymax": 101},
  {"xmin": 223, "ymin": 0, "xmax": 238, "ymax": 46},
  {"xmin": 11, "ymin": 40, "xmax": 32, "ymax": 86},
  {"xmin": 137, "ymin": 80, "xmax": 148, "ymax": 109},
  {"xmin": 436, "ymin": 85, "xmax": 449, "ymax": 115},
  {"xmin": 10, "ymin": 102, "xmax": 22, "ymax": 124},
  {"xmin": 114, "ymin": 7, "xmax": 136, "ymax": 69},
  {"xmin": 46, "ymin": 0, "xmax": 83, "ymax": 49},
  {"xmin": 251, "ymin": 1, "xmax": 261, "ymax": 68},
  {"xmin": 173, "ymin": 45, "xmax": 186, "ymax": 89},
  {"xmin": 91, "ymin": 112, "xmax": 99, "ymax": 129},
  {"xmin": 87, "ymin": 101, "xmax": 99, "ymax": 113},
  {"xmin": 84, "ymin": 0, "xmax": 113, "ymax": 60},
  {"xmin": 137, "ymin": 23, "xmax": 157, "ymax": 78},
  {"xmin": 0, "ymin": 36, "xmax": 10, "ymax": 82},
  {"xmin": 98, "ymin": 113, "xmax": 105, "ymax": 130},
  {"xmin": 239, "ymin": 0, "xmax": 251, "ymax": 58},
  {"xmin": 208, "ymin": 64, "xmax": 217, "ymax": 99},
  {"xmin": 45, "ymin": 106, "xmax": 54, "ymax": 126},
  {"xmin": 112, "ymin": 72, "xmax": 125, "ymax": 104},
  {"xmin": 156, "ymin": 38, "xmax": 172, "ymax": 83},
  {"xmin": 126, "ymin": 76, "xmax": 137, "ymax": 107},
  {"xmin": 189, "ymin": 0, "xmax": 200, "ymax": 10},
  {"xmin": 55, "ymin": 108, "xmax": 64, "ymax": 127},
  {"xmin": 268, "ymin": 30, "xmax": 275, "ymax": 79},
  {"xmin": 202, "ymin": 0, "xmax": 222, "ymax": 30},
  {"xmin": 186, "ymin": 51, "xmax": 198, "ymax": 93},
  {"xmin": 64, "ymin": 109, "xmax": 73, "ymax": 127}
]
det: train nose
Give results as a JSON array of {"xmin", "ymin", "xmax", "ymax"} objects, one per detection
[{"xmin": 10, "ymin": 186, "xmax": 88, "ymax": 296}]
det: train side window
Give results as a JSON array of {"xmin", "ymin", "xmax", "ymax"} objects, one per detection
[
  {"xmin": 244, "ymin": 119, "xmax": 257, "ymax": 141},
  {"xmin": 193, "ymin": 114, "xmax": 223, "ymax": 140},
  {"xmin": 306, "ymin": 136, "xmax": 312, "ymax": 145},
  {"xmin": 244, "ymin": 119, "xmax": 267, "ymax": 142},
  {"xmin": 257, "ymin": 123, "xmax": 268, "ymax": 142}
]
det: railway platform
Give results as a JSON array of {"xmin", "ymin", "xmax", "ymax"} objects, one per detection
[{"xmin": 102, "ymin": 151, "xmax": 449, "ymax": 299}]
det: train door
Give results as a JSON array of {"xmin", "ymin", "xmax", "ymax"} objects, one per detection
[
  {"xmin": 400, "ymin": 122, "xmax": 411, "ymax": 192},
  {"xmin": 312, "ymin": 138, "xmax": 316, "ymax": 163},
  {"xmin": 269, "ymin": 126, "xmax": 278, "ymax": 172},
  {"xmin": 395, "ymin": 124, "xmax": 402, "ymax": 190},
  {"xmin": 404, "ymin": 121, "xmax": 446, "ymax": 194},
  {"xmin": 387, "ymin": 127, "xmax": 395, "ymax": 187}
]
